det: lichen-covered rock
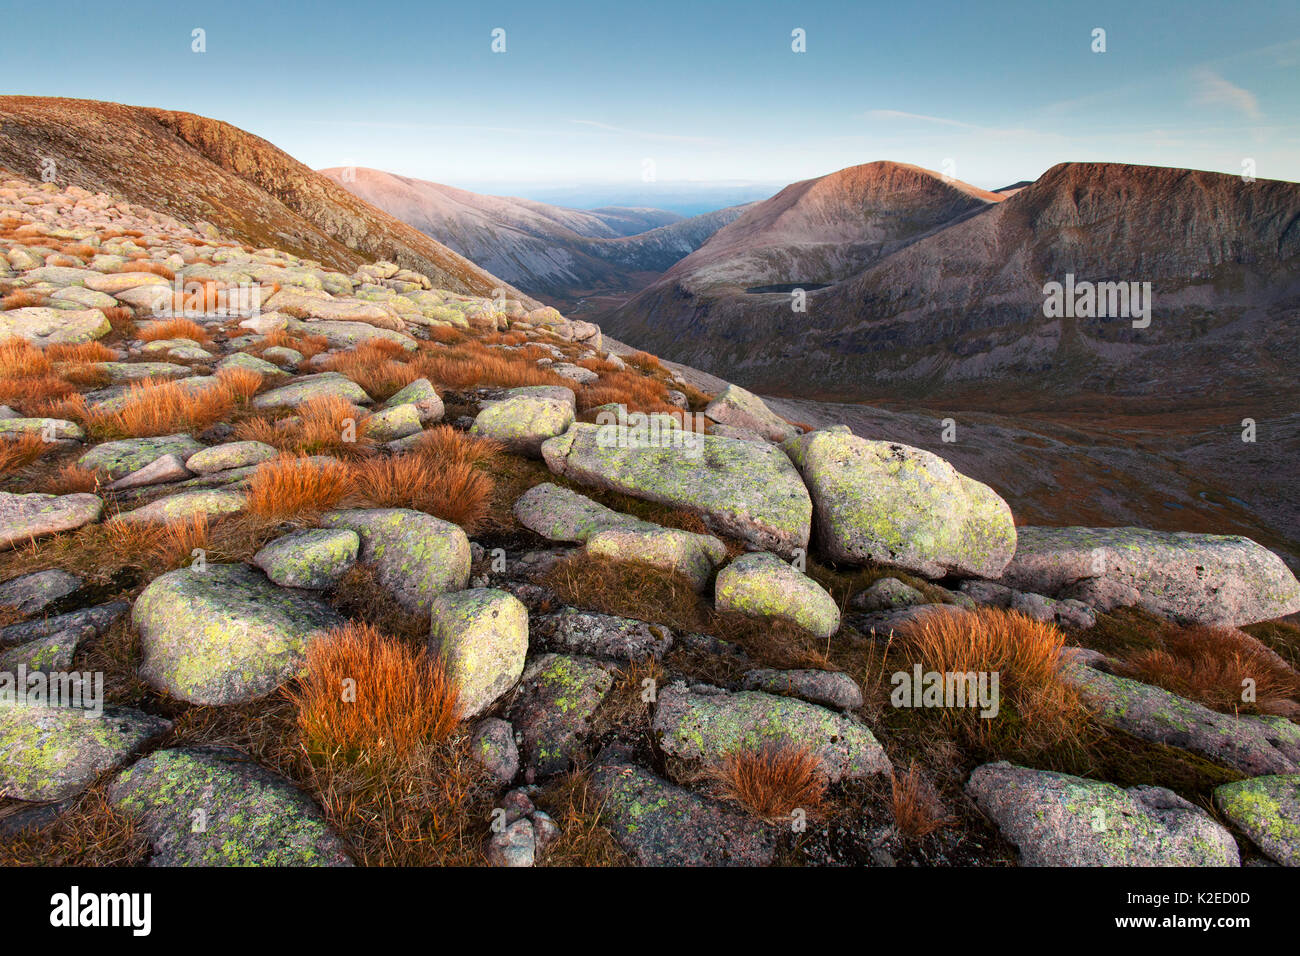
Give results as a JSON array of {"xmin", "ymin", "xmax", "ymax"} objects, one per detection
[
  {"xmin": 252, "ymin": 371, "xmax": 371, "ymax": 410},
  {"xmin": 1066, "ymin": 664, "xmax": 1299, "ymax": 775},
  {"xmin": 215, "ymin": 351, "xmax": 283, "ymax": 377},
  {"xmin": 0, "ymin": 600, "xmax": 129, "ymax": 649},
  {"xmin": 492, "ymin": 385, "xmax": 576, "ymax": 408},
  {"xmin": 533, "ymin": 607, "xmax": 673, "ymax": 661},
  {"xmin": 321, "ymin": 508, "xmax": 470, "ymax": 613},
  {"xmin": 108, "ymin": 746, "xmax": 352, "ymax": 866},
  {"xmin": 0, "ymin": 306, "xmax": 111, "ymax": 347},
  {"xmin": 967, "ymin": 761, "xmax": 1239, "ymax": 866},
  {"xmin": 704, "ymin": 383, "xmax": 797, "ymax": 443},
  {"xmin": 784, "ymin": 428, "xmax": 1016, "ymax": 579},
  {"xmin": 79, "ymin": 434, "xmax": 204, "ymax": 480},
  {"xmin": 284, "ymin": 318, "xmax": 416, "ymax": 351},
  {"xmin": 542, "ymin": 423, "xmax": 811, "ymax": 556},
  {"xmin": 0, "ymin": 702, "xmax": 170, "ymax": 801},
  {"xmin": 384, "ymin": 377, "xmax": 443, "ymax": 422},
  {"xmin": 133, "ymin": 563, "xmax": 344, "ymax": 705},
  {"xmin": 512, "ymin": 482, "xmax": 635, "ymax": 543},
  {"xmin": 185, "ymin": 440, "xmax": 277, "ymax": 474},
  {"xmin": 0, "ymin": 416, "xmax": 85, "ymax": 441},
  {"xmin": 429, "ymin": 588, "xmax": 529, "ymax": 718},
  {"xmin": 253, "ymin": 528, "xmax": 359, "ymax": 589},
  {"xmin": 589, "ymin": 760, "xmax": 777, "ymax": 866},
  {"xmin": 998, "ymin": 526, "xmax": 1300, "ymax": 626},
  {"xmin": 0, "ymin": 568, "xmax": 81, "ymax": 616},
  {"xmin": 587, "ymin": 523, "xmax": 728, "ymax": 592},
  {"xmin": 109, "ymin": 488, "xmax": 244, "ymax": 524},
  {"xmin": 363, "ymin": 403, "xmax": 422, "ymax": 442},
  {"xmin": 105, "ymin": 453, "xmax": 193, "ymax": 491},
  {"xmin": 506, "ymin": 653, "xmax": 613, "ymax": 775},
  {"xmin": 741, "ymin": 668, "xmax": 863, "ymax": 710},
  {"xmin": 652, "ymin": 681, "xmax": 890, "ymax": 783},
  {"xmin": 851, "ymin": 577, "xmax": 924, "ymax": 613},
  {"xmin": 1213, "ymin": 774, "xmax": 1300, "ymax": 867},
  {"xmin": 0, "ymin": 491, "xmax": 102, "ymax": 550},
  {"xmin": 470, "ymin": 717, "xmax": 520, "ymax": 784},
  {"xmin": 472, "ymin": 395, "xmax": 575, "ymax": 458},
  {"xmin": 0, "ymin": 624, "xmax": 94, "ymax": 673},
  {"xmin": 714, "ymin": 551, "xmax": 840, "ymax": 638}
]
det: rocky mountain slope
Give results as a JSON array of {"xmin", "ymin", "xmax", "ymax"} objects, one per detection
[
  {"xmin": 0, "ymin": 97, "xmax": 537, "ymax": 307},
  {"xmin": 600, "ymin": 161, "xmax": 1300, "ymax": 412},
  {"xmin": 324, "ymin": 167, "xmax": 753, "ymax": 309},
  {"xmin": 1, "ymin": 134, "xmax": 1299, "ymax": 871}
]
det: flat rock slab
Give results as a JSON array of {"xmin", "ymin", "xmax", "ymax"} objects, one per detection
[
  {"xmin": 542, "ymin": 423, "xmax": 811, "ymax": 556},
  {"xmin": 652, "ymin": 681, "xmax": 890, "ymax": 783},
  {"xmin": 998, "ymin": 526, "xmax": 1300, "ymax": 627},
  {"xmin": 429, "ymin": 588, "xmax": 529, "ymax": 719},
  {"xmin": 0, "ymin": 416, "xmax": 84, "ymax": 441},
  {"xmin": 252, "ymin": 371, "xmax": 371, "ymax": 410},
  {"xmin": 0, "ymin": 702, "xmax": 171, "ymax": 802},
  {"xmin": 1067, "ymin": 664, "xmax": 1299, "ymax": 775},
  {"xmin": 715, "ymin": 551, "xmax": 841, "ymax": 638},
  {"xmin": 321, "ymin": 508, "xmax": 470, "ymax": 614},
  {"xmin": 472, "ymin": 395, "xmax": 574, "ymax": 457},
  {"xmin": 105, "ymin": 453, "xmax": 192, "ymax": 491},
  {"xmin": 285, "ymin": 318, "xmax": 416, "ymax": 351},
  {"xmin": 79, "ymin": 434, "xmax": 204, "ymax": 480},
  {"xmin": 109, "ymin": 746, "xmax": 352, "ymax": 866},
  {"xmin": 590, "ymin": 760, "xmax": 777, "ymax": 866},
  {"xmin": 586, "ymin": 525, "xmax": 727, "ymax": 592},
  {"xmin": 532, "ymin": 607, "xmax": 673, "ymax": 661},
  {"xmin": 506, "ymin": 653, "xmax": 613, "ymax": 776},
  {"xmin": 0, "ymin": 307, "xmax": 111, "ymax": 346},
  {"xmin": 704, "ymin": 383, "xmax": 797, "ymax": 443},
  {"xmin": 742, "ymin": 668, "xmax": 864, "ymax": 710},
  {"xmin": 133, "ymin": 563, "xmax": 344, "ymax": 705},
  {"xmin": 110, "ymin": 488, "xmax": 244, "ymax": 524},
  {"xmin": 0, "ymin": 492, "xmax": 102, "ymax": 550},
  {"xmin": 253, "ymin": 528, "xmax": 359, "ymax": 590},
  {"xmin": 0, "ymin": 600, "xmax": 129, "ymax": 649},
  {"xmin": 784, "ymin": 428, "xmax": 1016, "ymax": 579},
  {"xmin": 186, "ymin": 440, "xmax": 277, "ymax": 474},
  {"xmin": 1213, "ymin": 774, "xmax": 1300, "ymax": 867},
  {"xmin": 967, "ymin": 761, "xmax": 1239, "ymax": 866},
  {"xmin": 0, "ymin": 623, "xmax": 95, "ymax": 672},
  {"xmin": 0, "ymin": 568, "xmax": 81, "ymax": 616},
  {"xmin": 512, "ymin": 482, "xmax": 638, "ymax": 543}
]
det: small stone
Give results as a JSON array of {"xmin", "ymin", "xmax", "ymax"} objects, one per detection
[
  {"xmin": 470, "ymin": 717, "xmax": 520, "ymax": 784},
  {"xmin": 429, "ymin": 588, "xmax": 529, "ymax": 718},
  {"xmin": 253, "ymin": 528, "xmax": 360, "ymax": 589},
  {"xmin": 714, "ymin": 551, "xmax": 840, "ymax": 638}
]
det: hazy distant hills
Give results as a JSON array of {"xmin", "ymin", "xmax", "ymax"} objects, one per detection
[
  {"xmin": 323, "ymin": 167, "xmax": 754, "ymax": 310},
  {"xmin": 0, "ymin": 97, "xmax": 537, "ymax": 305},
  {"xmin": 598, "ymin": 160, "xmax": 1300, "ymax": 413}
]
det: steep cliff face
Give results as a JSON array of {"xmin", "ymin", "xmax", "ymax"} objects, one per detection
[
  {"xmin": 600, "ymin": 161, "xmax": 1300, "ymax": 411},
  {"xmin": 0, "ymin": 97, "xmax": 537, "ymax": 305},
  {"xmin": 323, "ymin": 166, "xmax": 752, "ymax": 303}
]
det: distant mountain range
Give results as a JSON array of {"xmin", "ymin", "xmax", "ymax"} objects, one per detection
[
  {"xmin": 594, "ymin": 160, "xmax": 1300, "ymax": 414},
  {"xmin": 322, "ymin": 167, "xmax": 753, "ymax": 311}
]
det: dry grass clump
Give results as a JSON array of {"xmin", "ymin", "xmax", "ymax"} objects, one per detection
[
  {"xmin": 891, "ymin": 606, "xmax": 1087, "ymax": 758},
  {"xmin": 215, "ymin": 366, "xmax": 263, "ymax": 403},
  {"xmin": 347, "ymin": 427, "xmax": 502, "ymax": 532},
  {"xmin": 113, "ymin": 260, "xmax": 174, "ymax": 280},
  {"xmin": 137, "ymin": 317, "xmax": 210, "ymax": 344},
  {"xmin": 257, "ymin": 328, "xmax": 329, "ymax": 359},
  {"xmin": 44, "ymin": 461, "xmax": 101, "ymax": 494},
  {"xmin": 287, "ymin": 622, "xmax": 460, "ymax": 760},
  {"xmin": 1, "ymin": 289, "xmax": 49, "ymax": 310},
  {"xmin": 580, "ymin": 369, "xmax": 683, "ymax": 416},
  {"xmin": 102, "ymin": 513, "xmax": 213, "ymax": 569},
  {"xmin": 622, "ymin": 350, "xmax": 664, "ymax": 373},
  {"xmin": 1115, "ymin": 624, "xmax": 1300, "ymax": 715},
  {"xmin": 413, "ymin": 338, "xmax": 573, "ymax": 390},
  {"xmin": 0, "ymin": 789, "xmax": 148, "ymax": 867},
  {"xmin": 0, "ymin": 433, "xmax": 50, "ymax": 474},
  {"xmin": 84, "ymin": 379, "xmax": 233, "ymax": 438},
  {"xmin": 246, "ymin": 455, "xmax": 352, "ymax": 519},
  {"xmin": 706, "ymin": 745, "xmax": 828, "ymax": 822},
  {"xmin": 531, "ymin": 770, "xmax": 630, "ymax": 867},
  {"xmin": 235, "ymin": 396, "xmax": 375, "ymax": 459},
  {"xmin": 99, "ymin": 306, "xmax": 135, "ymax": 338},
  {"xmin": 46, "ymin": 341, "xmax": 116, "ymax": 363},
  {"xmin": 0, "ymin": 337, "xmax": 51, "ymax": 378},
  {"xmin": 319, "ymin": 341, "xmax": 420, "ymax": 401},
  {"xmin": 890, "ymin": 761, "xmax": 955, "ymax": 838}
]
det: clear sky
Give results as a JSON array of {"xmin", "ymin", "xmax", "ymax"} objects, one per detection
[{"xmin": 3, "ymin": 0, "xmax": 1297, "ymax": 200}]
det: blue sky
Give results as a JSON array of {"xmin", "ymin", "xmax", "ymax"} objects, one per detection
[{"xmin": 3, "ymin": 0, "xmax": 1297, "ymax": 202}]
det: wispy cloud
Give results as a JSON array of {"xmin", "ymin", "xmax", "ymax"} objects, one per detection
[
  {"xmin": 865, "ymin": 109, "xmax": 976, "ymax": 129},
  {"xmin": 1192, "ymin": 68, "xmax": 1262, "ymax": 120}
]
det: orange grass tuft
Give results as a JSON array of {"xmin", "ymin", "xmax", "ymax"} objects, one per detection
[
  {"xmin": 136, "ymin": 317, "xmax": 210, "ymax": 344},
  {"xmin": 245, "ymin": 455, "xmax": 353, "ymax": 519},
  {"xmin": 85, "ymin": 379, "xmax": 233, "ymax": 438},
  {"xmin": 0, "ymin": 432, "xmax": 50, "ymax": 474},
  {"xmin": 707, "ymin": 744, "xmax": 828, "ymax": 821}
]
